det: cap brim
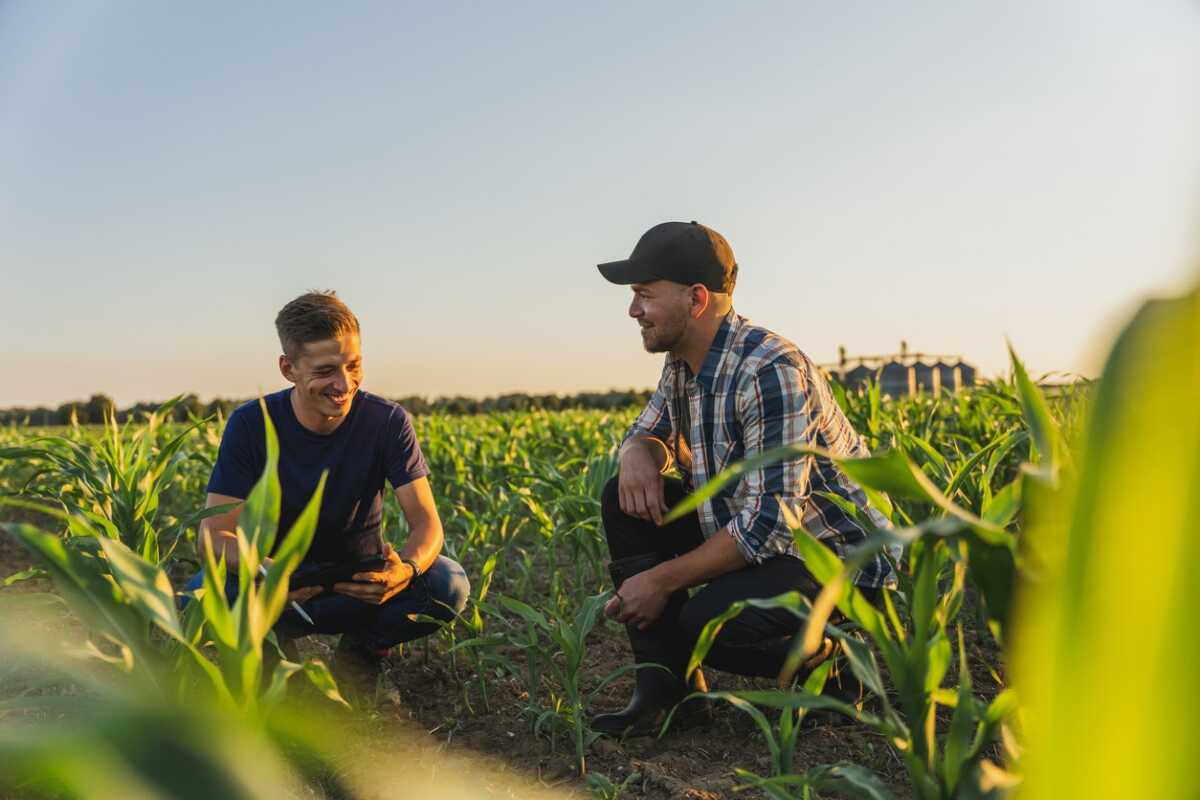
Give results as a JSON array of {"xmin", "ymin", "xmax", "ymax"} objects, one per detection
[{"xmin": 597, "ymin": 259, "xmax": 657, "ymax": 285}]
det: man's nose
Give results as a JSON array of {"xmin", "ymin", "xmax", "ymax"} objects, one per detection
[{"xmin": 628, "ymin": 298, "xmax": 641, "ymax": 318}]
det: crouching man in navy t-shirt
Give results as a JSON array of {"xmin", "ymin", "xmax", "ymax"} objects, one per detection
[{"xmin": 186, "ymin": 290, "xmax": 469, "ymax": 701}]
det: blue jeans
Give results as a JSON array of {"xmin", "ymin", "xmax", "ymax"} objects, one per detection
[{"xmin": 182, "ymin": 556, "xmax": 470, "ymax": 651}]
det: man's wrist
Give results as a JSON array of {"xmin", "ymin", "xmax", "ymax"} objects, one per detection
[
  {"xmin": 620, "ymin": 435, "xmax": 673, "ymax": 475},
  {"xmin": 651, "ymin": 559, "xmax": 686, "ymax": 594}
]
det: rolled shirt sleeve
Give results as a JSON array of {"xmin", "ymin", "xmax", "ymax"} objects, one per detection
[{"xmin": 724, "ymin": 358, "xmax": 818, "ymax": 564}]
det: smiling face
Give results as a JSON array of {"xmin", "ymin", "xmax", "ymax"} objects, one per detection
[
  {"xmin": 279, "ymin": 333, "xmax": 363, "ymax": 429},
  {"xmin": 628, "ymin": 280, "xmax": 692, "ymax": 353}
]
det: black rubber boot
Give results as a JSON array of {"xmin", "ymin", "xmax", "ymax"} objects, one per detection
[{"xmin": 592, "ymin": 553, "xmax": 698, "ymax": 737}]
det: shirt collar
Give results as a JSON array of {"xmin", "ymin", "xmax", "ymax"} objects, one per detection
[{"xmin": 693, "ymin": 310, "xmax": 739, "ymax": 392}]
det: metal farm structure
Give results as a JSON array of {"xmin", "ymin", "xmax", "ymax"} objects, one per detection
[{"xmin": 822, "ymin": 341, "xmax": 978, "ymax": 397}]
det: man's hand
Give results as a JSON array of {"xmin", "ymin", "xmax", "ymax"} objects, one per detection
[
  {"xmin": 259, "ymin": 556, "xmax": 324, "ymax": 603},
  {"xmin": 288, "ymin": 585, "xmax": 324, "ymax": 603},
  {"xmin": 603, "ymin": 568, "xmax": 670, "ymax": 630},
  {"xmin": 332, "ymin": 544, "xmax": 414, "ymax": 605},
  {"xmin": 619, "ymin": 437, "xmax": 670, "ymax": 525}
]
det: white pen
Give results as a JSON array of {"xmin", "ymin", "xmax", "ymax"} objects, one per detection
[{"xmin": 259, "ymin": 563, "xmax": 316, "ymax": 626}]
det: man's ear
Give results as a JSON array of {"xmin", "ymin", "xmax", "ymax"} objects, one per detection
[
  {"xmin": 279, "ymin": 354, "xmax": 297, "ymax": 384},
  {"xmin": 688, "ymin": 284, "xmax": 711, "ymax": 319}
]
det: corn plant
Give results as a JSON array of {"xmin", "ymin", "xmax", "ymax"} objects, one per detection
[
  {"xmin": 491, "ymin": 592, "xmax": 643, "ymax": 775},
  {"xmin": 0, "ymin": 397, "xmax": 224, "ymax": 565},
  {"xmin": 427, "ymin": 550, "xmax": 515, "ymax": 713},
  {"xmin": 584, "ymin": 769, "xmax": 641, "ymax": 799}
]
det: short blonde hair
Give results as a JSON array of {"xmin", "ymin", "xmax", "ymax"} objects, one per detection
[{"xmin": 275, "ymin": 290, "xmax": 360, "ymax": 359}]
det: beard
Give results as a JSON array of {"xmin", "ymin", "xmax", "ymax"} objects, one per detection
[{"xmin": 640, "ymin": 307, "xmax": 689, "ymax": 353}]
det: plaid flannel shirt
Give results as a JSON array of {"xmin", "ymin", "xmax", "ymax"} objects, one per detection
[{"xmin": 622, "ymin": 311, "xmax": 895, "ymax": 588}]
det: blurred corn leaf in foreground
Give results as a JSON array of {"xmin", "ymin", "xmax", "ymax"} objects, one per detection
[
  {"xmin": 1014, "ymin": 286, "xmax": 1200, "ymax": 799},
  {"xmin": 0, "ymin": 617, "xmax": 571, "ymax": 800},
  {"xmin": 0, "ymin": 618, "xmax": 303, "ymax": 800}
]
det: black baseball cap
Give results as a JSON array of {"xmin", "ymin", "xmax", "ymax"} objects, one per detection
[{"xmin": 597, "ymin": 221, "xmax": 738, "ymax": 293}]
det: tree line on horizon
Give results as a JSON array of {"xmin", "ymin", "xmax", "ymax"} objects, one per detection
[{"xmin": 0, "ymin": 389, "xmax": 657, "ymax": 427}]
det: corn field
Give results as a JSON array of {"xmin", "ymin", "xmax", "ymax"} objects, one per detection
[{"xmin": 0, "ymin": 287, "xmax": 1196, "ymax": 799}]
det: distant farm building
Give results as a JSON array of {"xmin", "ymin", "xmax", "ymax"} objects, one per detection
[{"xmin": 822, "ymin": 342, "xmax": 977, "ymax": 396}]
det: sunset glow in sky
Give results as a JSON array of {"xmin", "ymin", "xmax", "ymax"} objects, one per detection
[{"xmin": 2, "ymin": 1, "xmax": 1198, "ymax": 407}]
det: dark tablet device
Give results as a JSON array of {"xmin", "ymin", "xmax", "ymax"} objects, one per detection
[{"xmin": 290, "ymin": 557, "xmax": 388, "ymax": 590}]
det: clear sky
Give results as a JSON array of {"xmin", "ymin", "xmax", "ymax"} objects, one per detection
[{"xmin": 2, "ymin": 1, "xmax": 1197, "ymax": 407}]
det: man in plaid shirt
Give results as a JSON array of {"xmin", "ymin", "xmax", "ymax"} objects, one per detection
[{"xmin": 591, "ymin": 221, "xmax": 892, "ymax": 736}]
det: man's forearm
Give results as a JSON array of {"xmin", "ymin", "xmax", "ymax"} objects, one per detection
[
  {"xmin": 397, "ymin": 522, "xmax": 443, "ymax": 574},
  {"xmin": 652, "ymin": 530, "xmax": 747, "ymax": 592}
]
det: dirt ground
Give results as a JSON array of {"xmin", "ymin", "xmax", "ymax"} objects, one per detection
[{"xmin": 354, "ymin": 626, "xmax": 915, "ymax": 799}]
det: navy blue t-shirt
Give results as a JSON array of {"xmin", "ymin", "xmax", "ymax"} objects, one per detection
[{"xmin": 207, "ymin": 389, "xmax": 429, "ymax": 564}]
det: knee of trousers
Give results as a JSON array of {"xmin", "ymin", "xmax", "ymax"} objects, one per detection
[
  {"xmin": 676, "ymin": 597, "xmax": 718, "ymax": 644},
  {"xmin": 601, "ymin": 475, "xmax": 622, "ymax": 521},
  {"xmin": 423, "ymin": 556, "xmax": 471, "ymax": 619}
]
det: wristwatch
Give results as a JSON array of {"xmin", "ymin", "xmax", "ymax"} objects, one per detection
[{"xmin": 402, "ymin": 557, "xmax": 422, "ymax": 578}]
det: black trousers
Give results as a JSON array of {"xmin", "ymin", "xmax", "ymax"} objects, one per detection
[{"xmin": 601, "ymin": 476, "xmax": 825, "ymax": 679}]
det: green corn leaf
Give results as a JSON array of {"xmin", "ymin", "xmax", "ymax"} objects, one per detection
[
  {"xmin": 138, "ymin": 520, "xmax": 159, "ymax": 564},
  {"xmin": 814, "ymin": 489, "xmax": 879, "ymax": 531},
  {"xmin": 862, "ymin": 486, "xmax": 895, "ymax": 521},
  {"xmin": 4, "ymin": 523, "xmax": 150, "ymax": 663},
  {"xmin": 903, "ymin": 434, "xmax": 949, "ymax": 483},
  {"xmin": 943, "ymin": 434, "xmax": 1005, "ymax": 503},
  {"xmin": 2, "ymin": 566, "xmax": 44, "ymax": 587},
  {"xmin": 807, "ymin": 762, "xmax": 897, "ymax": 800},
  {"xmin": 571, "ymin": 592, "xmax": 608, "ymax": 641},
  {"xmin": 802, "ymin": 656, "xmax": 834, "ymax": 695},
  {"xmin": 683, "ymin": 591, "xmax": 809, "ymax": 679},
  {"xmin": 262, "ymin": 658, "xmax": 347, "ymax": 710},
  {"xmin": 588, "ymin": 661, "xmax": 671, "ymax": 699},
  {"xmin": 1014, "ymin": 287, "xmax": 1200, "ymax": 799},
  {"xmin": 838, "ymin": 448, "xmax": 942, "ymax": 505},
  {"xmin": 1007, "ymin": 342, "xmax": 1062, "ymax": 474},
  {"xmin": 684, "ymin": 692, "xmax": 780, "ymax": 766},
  {"xmin": 495, "ymin": 595, "xmax": 551, "ymax": 631},
  {"xmin": 0, "ymin": 704, "xmax": 297, "ymax": 800},
  {"xmin": 784, "ymin": 526, "xmax": 898, "ymax": 684},
  {"xmin": 667, "ymin": 442, "xmax": 1009, "ymax": 546},
  {"xmin": 923, "ymin": 632, "xmax": 951, "ymax": 696},
  {"xmin": 981, "ymin": 477, "xmax": 1021, "ymax": 527},
  {"xmin": 96, "ymin": 536, "xmax": 182, "ymax": 640},
  {"xmin": 475, "ymin": 550, "xmax": 499, "ymax": 606},
  {"xmin": 835, "ymin": 633, "xmax": 889, "ymax": 701},
  {"xmin": 258, "ymin": 472, "xmax": 327, "ymax": 640},
  {"xmin": 293, "ymin": 660, "xmax": 348, "ymax": 708},
  {"xmin": 719, "ymin": 689, "xmax": 884, "ymax": 729},
  {"xmin": 964, "ymin": 534, "xmax": 1017, "ymax": 638},
  {"xmin": 941, "ymin": 626, "xmax": 976, "ymax": 793},
  {"xmin": 239, "ymin": 398, "xmax": 282, "ymax": 561},
  {"xmin": 910, "ymin": 541, "xmax": 940, "ymax": 655},
  {"xmin": 983, "ymin": 688, "xmax": 1018, "ymax": 724},
  {"xmin": 199, "ymin": 537, "xmax": 236, "ymax": 649}
]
